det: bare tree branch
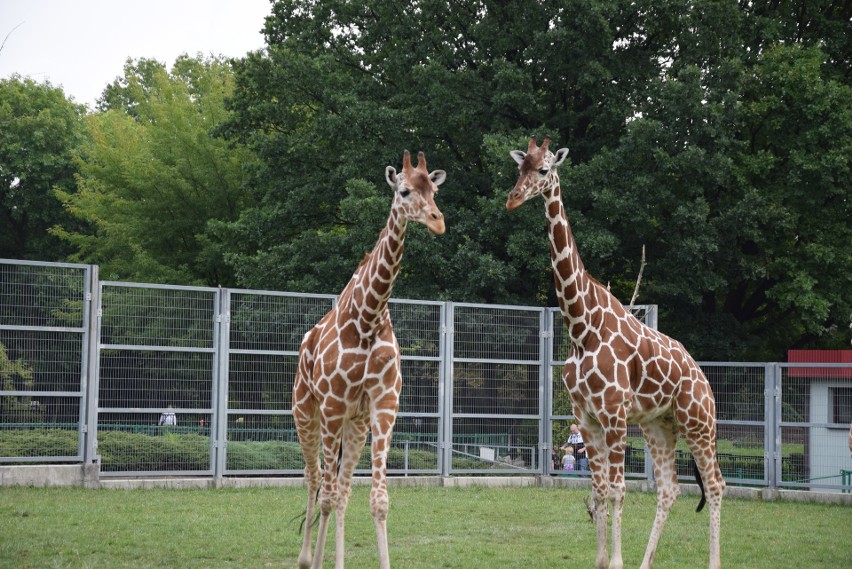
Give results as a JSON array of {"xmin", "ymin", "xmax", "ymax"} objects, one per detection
[
  {"xmin": 628, "ymin": 244, "xmax": 646, "ymax": 312},
  {"xmin": 1, "ymin": 22, "xmax": 25, "ymax": 57}
]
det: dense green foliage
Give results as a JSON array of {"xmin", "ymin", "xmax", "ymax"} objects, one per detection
[
  {"xmin": 219, "ymin": 0, "xmax": 850, "ymax": 360},
  {"xmin": 2, "ymin": 2, "xmax": 849, "ymax": 360},
  {"xmin": 53, "ymin": 55, "xmax": 258, "ymax": 286},
  {"xmin": 0, "ymin": 76, "xmax": 88, "ymax": 260}
]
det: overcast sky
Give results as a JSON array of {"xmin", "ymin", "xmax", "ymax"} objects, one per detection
[{"xmin": 0, "ymin": 0, "xmax": 271, "ymax": 108}]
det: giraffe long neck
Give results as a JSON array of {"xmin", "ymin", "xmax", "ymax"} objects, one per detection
[
  {"xmin": 544, "ymin": 181, "xmax": 595, "ymax": 343},
  {"xmin": 351, "ymin": 208, "xmax": 407, "ymax": 338}
]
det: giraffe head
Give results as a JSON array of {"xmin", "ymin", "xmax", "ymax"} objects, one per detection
[
  {"xmin": 385, "ymin": 150, "xmax": 446, "ymax": 234},
  {"xmin": 506, "ymin": 135, "xmax": 569, "ymax": 210}
]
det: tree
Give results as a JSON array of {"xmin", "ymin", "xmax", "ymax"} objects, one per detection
[
  {"xmin": 0, "ymin": 76, "xmax": 87, "ymax": 260},
  {"xmin": 219, "ymin": 0, "xmax": 673, "ymax": 302},
  {"xmin": 53, "ymin": 55, "xmax": 258, "ymax": 286},
  {"xmin": 217, "ymin": 0, "xmax": 849, "ymax": 359}
]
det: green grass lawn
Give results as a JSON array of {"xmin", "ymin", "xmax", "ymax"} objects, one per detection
[{"xmin": 1, "ymin": 484, "xmax": 849, "ymax": 569}]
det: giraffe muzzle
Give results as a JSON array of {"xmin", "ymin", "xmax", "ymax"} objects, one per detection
[
  {"xmin": 506, "ymin": 191, "xmax": 525, "ymax": 211},
  {"xmin": 426, "ymin": 212, "xmax": 445, "ymax": 235}
]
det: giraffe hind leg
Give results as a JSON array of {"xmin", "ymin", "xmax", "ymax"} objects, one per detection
[
  {"xmin": 684, "ymin": 433, "xmax": 725, "ymax": 569},
  {"xmin": 293, "ymin": 373, "xmax": 321, "ymax": 569},
  {"xmin": 639, "ymin": 418, "xmax": 680, "ymax": 569}
]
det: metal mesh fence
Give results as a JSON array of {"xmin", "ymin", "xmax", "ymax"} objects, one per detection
[
  {"xmin": 450, "ymin": 304, "xmax": 542, "ymax": 474},
  {"xmin": 450, "ymin": 417, "xmax": 540, "ymax": 473},
  {"xmin": 100, "ymin": 285, "xmax": 215, "ymax": 348},
  {"xmin": 225, "ymin": 413, "xmax": 301, "ymax": 473},
  {"xmin": 97, "ymin": 411, "xmax": 212, "ymax": 473},
  {"xmin": 229, "ymin": 291, "xmax": 334, "ymax": 352},
  {"xmin": 223, "ymin": 291, "xmax": 335, "ymax": 475},
  {"xmin": 779, "ymin": 364, "xmax": 852, "ymax": 492},
  {"xmin": 0, "ymin": 330, "xmax": 85, "ymax": 393},
  {"xmin": 0, "ymin": 261, "xmax": 90, "ymax": 463},
  {"xmin": 96, "ymin": 283, "xmax": 218, "ymax": 475},
  {"xmin": 0, "ymin": 261, "xmax": 86, "ymax": 328},
  {"xmin": 2, "ymin": 260, "xmax": 851, "ymax": 493},
  {"xmin": 701, "ymin": 363, "xmax": 768, "ymax": 485}
]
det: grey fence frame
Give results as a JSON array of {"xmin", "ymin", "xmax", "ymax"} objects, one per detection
[
  {"xmin": 0, "ymin": 259, "xmax": 99, "ymax": 466},
  {"xmin": 2, "ymin": 259, "xmax": 851, "ymax": 492}
]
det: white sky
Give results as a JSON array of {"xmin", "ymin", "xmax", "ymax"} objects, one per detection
[{"xmin": 0, "ymin": 0, "xmax": 271, "ymax": 108}]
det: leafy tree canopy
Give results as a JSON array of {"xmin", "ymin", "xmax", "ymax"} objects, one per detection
[
  {"xmin": 0, "ymin": 76, "xmax": 87, "ymax": 260},
  {"xmin": 219, "ymin": 0, "xmax": 850, "ymax": 360},
  {"xmin": 53, "ymin": 55, "xmax": 258, "ymax": 286}
]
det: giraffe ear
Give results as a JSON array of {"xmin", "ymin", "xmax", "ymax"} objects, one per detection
[
  {"xmin": 552, "ymin": 148, "xmax": 569, "ymax": 167},
  {"xmin": 510, "ymin": 150, "xmax": 526, "ymax": 165},
  {"xmin": 429, "ymin": 170, "xmax": 446, "ymax": 187},
  {"xmin": 385, "ymin": 166, "xmax": 398, "ymax": 187}
]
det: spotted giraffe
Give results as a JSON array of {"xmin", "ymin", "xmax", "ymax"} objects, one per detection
[
  {"xmin": 506, "ymin": 136, "xmax": 724, "ymax": 569},
  {"xmin": 293, "ymin": 151, "xmax": 446, "ymax": 569}
]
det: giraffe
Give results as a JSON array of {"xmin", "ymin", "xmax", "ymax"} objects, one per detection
[
  {"xmin": 292, "ymin": 150, "xmax": 446, "ymax": 569},
  {"xmin": 506, "ymin": 136, "xmax": 724, "ymax": 569}
]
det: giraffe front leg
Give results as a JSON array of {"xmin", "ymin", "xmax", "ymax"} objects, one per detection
[
  {"xmin": 311, "ymin": 419, "xmax": 344, "ymax": 569},
  {"xmin": 580, "ymin": 420, "xmax": 611, "ymax": 569},
  {"xmin": 370, "ymin": 406, "xmax": 398, "ymax": 569},
  {"xmin": 603, "ymin": 421, "xmax": 628, "ymax": 569},
  {"xmin": 334, "ymin": 417, "xmax": 370, "ymax": 569}
]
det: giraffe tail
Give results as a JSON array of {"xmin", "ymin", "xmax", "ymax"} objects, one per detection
[
  {"xmin": 290, "ymin": 487, "xmax": 322, "ymax": 534},
  {"xmin": 692, "ymin": 458, "xmax": 707, "ymax": 513}
]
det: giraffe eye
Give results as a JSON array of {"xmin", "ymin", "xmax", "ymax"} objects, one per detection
[
  {"xmin": 538, "ymin": 168, "xmax": 549, "ymax": 176},
  {"xmin": 399, "ymin": 189, "xmax": 411, "ymax": 198}
]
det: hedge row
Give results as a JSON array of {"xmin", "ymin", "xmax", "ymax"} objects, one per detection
[{"xmin": 0, "ymin": 429, "xmax": 804, "ymax": 481}]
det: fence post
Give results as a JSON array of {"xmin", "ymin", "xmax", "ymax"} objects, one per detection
[
  {"xmin": 213, "ymin": 289, "xmax": 230, "ymax": 480},
  {"xmin": 540, "ymin": 309, "xmax": 554, "ymax": 476},
  {"xmin": 766, "ymin": 363, "xmax": 782, "ymax": 490},
  {"xmin": 82, "ymin": 264, "xmax": 101, "ymax": 466},
  {"xmin": 439, "ymin": 302, "xmax": 454, "ymax": 477}
]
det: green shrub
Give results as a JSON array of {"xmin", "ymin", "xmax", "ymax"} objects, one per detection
[{"xmin": 0, "ymin": 427, "xmax": 79, "ymax": 458}]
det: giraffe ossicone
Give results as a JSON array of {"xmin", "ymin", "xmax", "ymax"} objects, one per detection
[
  {"xmin": 507, "ymin": 135, "xmax": 725, "ymax": 569},
  {"xmin": 293, "ymin": 150, "xmax": 446, "ymax": 569}
]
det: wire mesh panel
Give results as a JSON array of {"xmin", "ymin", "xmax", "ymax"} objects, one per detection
[
  {"xmin": 229, "ymin": 291, "xmax": 335, "ymax": 352},
  {"xmin": 97, "ymin": 283, "xmax": 219, "ymax": 475},
  {"xmin": 389, "ymin": 300, "xmax": 443, "ymax": 475},
  {"xmin": 701, "ymin": 363, "xmax": 768, "ymax": 485},
  {"xmin": 100, "ymin": 284, "xmax": 215, "ymax": 348},
  {"xmin": 0, "ymin": 261, "xmax": 86, "ymax": 328},
  {"xmin": 450, "ymin": 304, "xmax": 543, "ymax": 474},
  {"xmin": 779, "ymin": 364, "xmax": 852, "ymax": 492},
  {"xmin": 450, "ymin": 417, "xmax": 540, "ymax": 473},
  {"xmin": 226, "ymin": 413, "xmax": 302, "ymax": 472},
  {"xmin": 390, "ymin": 300, "xmax": 442, "ymax": 413},
  {"xmin": 224, "ymin": 290, "xmax": 335, "ymax": 475},
  {"xmin": 0, "ymin": 260, "xmax": 90, "ymax": 463}
]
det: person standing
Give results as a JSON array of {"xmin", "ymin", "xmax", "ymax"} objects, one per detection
[
  {"xmin": 158, "ymin": 405, "xmax": 177, "ymax": 426},
  {"xmin": 561, "ymin": 446, "xmax": 576, "ymax": 473},
  {"xmin": 564, "ymin": 423, "xmax": 588, "ymax": 472}
]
